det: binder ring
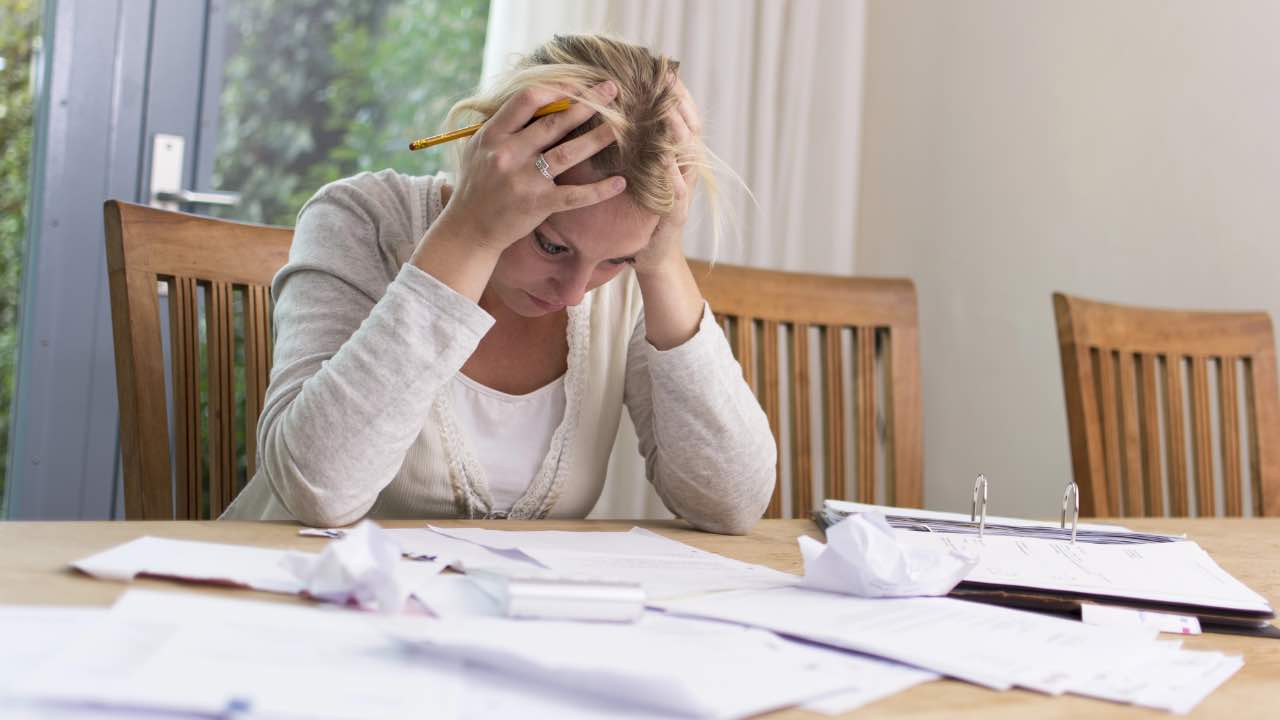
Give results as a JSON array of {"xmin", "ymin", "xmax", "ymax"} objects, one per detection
[
  {"xmin": 1061, "ymin": 481, "xmax": 1080, "ymax": 545},
  {"xmin": 971, "ymin": 474, "xmax": 989, "ymax": 539}
]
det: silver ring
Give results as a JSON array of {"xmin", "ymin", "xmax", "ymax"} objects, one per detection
[{"xmin": 533, "ymin": 153, "xmax": 553, "ymax": 181}]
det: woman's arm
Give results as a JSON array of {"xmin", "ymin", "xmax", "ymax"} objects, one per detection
[
  {"xmin": 621, "ymin": 77, "xmax": 776, "ymax": 534},
  {"xmin": 623, "ymin": 304, "xmax": 777, "ymax": 534},
  {"xmin": 256, "ymin": 180, "xmax": 495, "ymax": 527}
]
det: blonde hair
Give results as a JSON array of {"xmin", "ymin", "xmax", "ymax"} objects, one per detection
[{"xmin": 445, "ymin": 33, "xmax": 728, "ymax": 248}]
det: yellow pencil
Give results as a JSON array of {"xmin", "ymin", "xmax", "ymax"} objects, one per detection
[{"xmin": 409, "ymin": 98, "xmax": 574, "ymax": 151}]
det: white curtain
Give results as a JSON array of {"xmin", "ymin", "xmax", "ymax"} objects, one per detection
[{"xmin": 481, "ymin": 0, "xmax": 868, "ymax": 518}]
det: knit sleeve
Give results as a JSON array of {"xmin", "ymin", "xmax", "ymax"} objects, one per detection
[
  {"xmin": 623, "ymin": 304, "xmax": 777, "ymax": 534},
  {"xmin": 254, "ymin": 176, "xmax": 493, "ymax": 527}
]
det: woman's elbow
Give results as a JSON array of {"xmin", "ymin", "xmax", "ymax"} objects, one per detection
[
  {"xmin": 258, "ymin": 442, "xmax": 371, "ymax": 527},
  {"xmin": 685, "ymin": 456, "xmax": 777, "ymax": 535}
]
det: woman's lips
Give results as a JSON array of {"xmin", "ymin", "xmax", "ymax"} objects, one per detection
[{"xmin": 526, "ymin": 292, "xmax": 565, "ymax": 312}]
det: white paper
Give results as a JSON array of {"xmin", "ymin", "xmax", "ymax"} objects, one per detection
[
  {"xmin": 13, "ymin": 590, "xmax": 462, "ymax": 720},
  {"xmin": 428, "ymin": 526, "xmax": 696, "ymax": 555},
  {"xmin": 389, "ymin": 610, "xmax": 926, "ymax": 720},
  {"xmin": 424, "ymin": 526, "xmax": 797, "ymax": 601},
  {"xmin": 384, "ymin": 527, "xmax": 547, "ymax": 573},
  {"xmin": 459, "ymin": 663, "xmax": 675, "ymax": 720},
  {"xmin": 657, "ymin": 586, "xmax": 1169, "ymax": 693},
  {"xmin": 1082, "ymin": 604, "xmax": 1202, "ymax": 635},
  {"xmin": 825, "ymin": 499, "xmax": 1133, "ymax": 532},
  {"xmin": 411, "ymin": 574, "xmax": 505, "ymax": 619},
  {"xmin": 0, "ymin": 607, "xmax": 107, "ymax": 689},
  {"xmin": 71, "ymin": 536, "xmax": 307, "ymax": 594},
  {"xmin": 799, "ymin": 512, "xmax": 978, "ymax": 597},
  {"xmin": 895, "ymin": 531, "xmax": 1273, "ymax": 614},
  {"xmin": 284, "ymin": 520, "xmax": 424, "ymax": 613},
  {"xmin": 1067, "ymin": 644, "xmax": 1243, "ymax": 714}
]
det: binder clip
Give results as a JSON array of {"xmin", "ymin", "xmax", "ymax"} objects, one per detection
[
  {"xmin": 971, "ymin": 474, "xmax": 989, "ymax": 540},
  {"xmin": 1061, "ymin": 481, "xmax": 1080, "ymax": 545}
]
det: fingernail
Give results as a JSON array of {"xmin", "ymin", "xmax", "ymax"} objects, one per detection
[{"xmin": 612, "ymin": 177, "xmax": 626, "ymax": 192}]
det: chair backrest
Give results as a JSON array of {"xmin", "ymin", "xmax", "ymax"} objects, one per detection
[
  {"xmin": 688, "ymin": 260, "xmax": 923, "ymax": 518},
  {"xmin": 104, "ymin": 200, "xmax": 292, "ymax": 520},
  {"xmin": 1054, "ymin": 292, "xmax": 1280, "ymax": 517}
]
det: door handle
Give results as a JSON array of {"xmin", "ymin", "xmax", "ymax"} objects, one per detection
[
  {"xmin": 149, "ymin": 133, "xmax": 241, "ymax": 211},
  {"xmin": 153, "ymin": 189, "xmax": 240, "ymax": 206}
]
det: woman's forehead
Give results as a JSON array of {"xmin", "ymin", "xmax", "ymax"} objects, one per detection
[{"xmin": 547, "ymin": 166, "xmax": 658, "ymax": 256}]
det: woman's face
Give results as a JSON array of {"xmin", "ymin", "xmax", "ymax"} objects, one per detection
[{"xmin": 488, "ymin": 164, "xmax": 659, "ymax": 318}]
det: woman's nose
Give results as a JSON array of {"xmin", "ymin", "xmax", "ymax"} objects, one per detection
[{"xmin": 552, "ymin": 266, "xmax": 594, "ymax": 306}]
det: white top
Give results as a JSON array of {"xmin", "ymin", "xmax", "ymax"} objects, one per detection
[{"xmin": 447, "ymin": 373, "xmax": 567, "ymax": 514}]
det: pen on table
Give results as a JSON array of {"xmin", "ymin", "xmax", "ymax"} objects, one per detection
[{"xmin": 408, "ymin": 98, "xmax": 574, "ymax": 151}]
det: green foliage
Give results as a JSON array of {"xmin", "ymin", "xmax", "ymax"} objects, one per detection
[
  {"xmin": 212, "ymin": 0, "xmax": 489, "ymax": 226},
  {"xmin": 0, "ymin": 0, "xmax": 40, "ymax": 508},
  {"xmin": 206, "ymin": 1, "xmax": 487, "ymax": 500}
]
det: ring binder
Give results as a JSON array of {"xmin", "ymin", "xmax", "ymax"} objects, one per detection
[
  {"xmin": 971, "ymin": 475, "xmax": 989, "ymax": 540},
  {"xmin": 1062, "ymin": 482, "xmax": 1080, "ymax": 545}
]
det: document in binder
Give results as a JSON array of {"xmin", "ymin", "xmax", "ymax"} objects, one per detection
[{"xmin": 819, "ymin": 499, "xmax": 1275, "ymax": 631}]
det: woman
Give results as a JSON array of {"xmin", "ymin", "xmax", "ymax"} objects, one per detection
[{"xmin": 223, "ymin": 34, "xmax": 775, "ymax": 534}]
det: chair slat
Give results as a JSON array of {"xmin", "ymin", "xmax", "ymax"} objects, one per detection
[
  {"xmin": 244, "ymin": 284, "xmax": 272, "ymax": 479},
  {"xmin": 1095, "ymin": 349, "xmax": 1124, "ymax": 515},
  {"xmin": 1243, "ymin": 355, "xmax": 1280, "ymax": 515},
  {"xmin": 823, "ymin": 326, "xmax": 845, "ymax": 501},
  {"xmin": 735, "ymin": 317, "xmax": 754, "ymax": 388},
  {"xmin": 1138, "ymin": 354, "xmax": 1164, "ymax": 516},
  {"xmin": 884, "ymin": 326, "xmax": 923, "ymax": 507},
  {"xmin": 856, "ymin": 326, "xmax": 876, "ymax": 503},
  {"xmin": 1190, "ymin": 356, "xmax": 1215, "ymax": 516},
  {"xmin": 789, "ymin": 323, "xmax": 813, "ymax": 516},
  {"xmin": 1118, "ymin": 352, "xmax": 1145, "ymax": 515},
  {"xmin": 169, "ymin": 276, "xmax": 201, "ymax": 520},
  {"xmin": 206, "ymin": 281, "xmax": 237, "ymax": 517},
  {"xmin": 760, "ymin": 320, "xmax": 782, "ymax": 518},
  {"xmin": 1219, "ymin": 358, "xmax": 1243, "ymax": 516},
  {"xmin": 1163, "ymin": 355, "xmax": 1189, "ymax": 516}
]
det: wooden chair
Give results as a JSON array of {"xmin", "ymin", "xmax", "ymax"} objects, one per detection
[
  {"xmin": 1054, "ymin": 293, "xmax": 1280, "ymax": 517},
  {"xmin": 688, "ymin": 260, "xmax": 923, "ymax": 518},
  {"xmin": 104, "ymin": 200, "xmax": 292, "ymax": 520}
]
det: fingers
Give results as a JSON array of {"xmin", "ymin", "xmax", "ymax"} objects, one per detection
[
  {"xmin": 486, "ymin": 86, "xmax": 571, "ymax": 136},
  {"xmin": 553, "ymin": 175, "xmax": 627, "ymax": 212},
  {"xmin": 670, "ymin": 76, "xmax": 702, "ymax": 138},
  {"xmin": 665, "ymin": 108, "xmax": 700, "ymax": 187},
  {"xmin": 521, "ymin": 80, "xmax": 618, "ymax": 150},
  {"xmin": 540, "ymin": 123, "xmax": 618, "ymax": 176}
]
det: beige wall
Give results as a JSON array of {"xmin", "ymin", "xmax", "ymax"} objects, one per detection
[{"xmin": 856, "ymin": 1, "xmax": 1280, "ymax": 517}]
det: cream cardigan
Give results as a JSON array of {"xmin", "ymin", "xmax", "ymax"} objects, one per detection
[{"xmin": 221, "ymin": 170, "xmax": 776, "ymax": 534}]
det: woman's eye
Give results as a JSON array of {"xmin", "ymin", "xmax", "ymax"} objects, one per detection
[{"xmin": 535, "ymin": 234, "xmax": 568, "ymax": 256}]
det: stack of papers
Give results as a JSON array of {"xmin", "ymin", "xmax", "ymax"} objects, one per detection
[
  {"xmin": 5, "ymin": 591, "xmax": 461, "ymax": 719},
  {"xmin": 419, "ymin": 525, "xmax": 798, "ymax": 597},
  {"xmin": 898, "ymin": 530, "xmax": 1273, "ymax": 618},
  {"xmin": 45, "ymin": 522, "xmax": 1255, "ymax": 716},
  {"xmin": 388, "ymin": 610, "xmax": 935, "ymax": 719},
  {"xmin": 655, "ymin": 586, "xmax": 1243, "ymax": 712},
  {"xmin": 0, "ymin": 590, "xmax": 935, "ymax": 719}
]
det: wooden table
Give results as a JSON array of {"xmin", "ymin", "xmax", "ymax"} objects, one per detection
[{"xmin": 1, "ymin": 517, "xmax": 1277, "ymax": 718}]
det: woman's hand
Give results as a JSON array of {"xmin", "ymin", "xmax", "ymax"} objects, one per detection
[
  {"xmin": 436, "ymin": 81, "xmax": 628, "ymax": 256},
  {"xmin": 412, "ymin": 81, "xmax": 626, "ymax": 301},
  {"xmin": 633, "ymin": 76, "xmax": 708, "ymax": 350},
  {"xmin": 633, "ymin": 75, "xmax": 702, "ymax": 276}
]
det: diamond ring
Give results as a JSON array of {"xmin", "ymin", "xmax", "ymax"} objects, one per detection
[{"xmin": 533, "ymin": 153, "xmax": 553, "ymax": 181}]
